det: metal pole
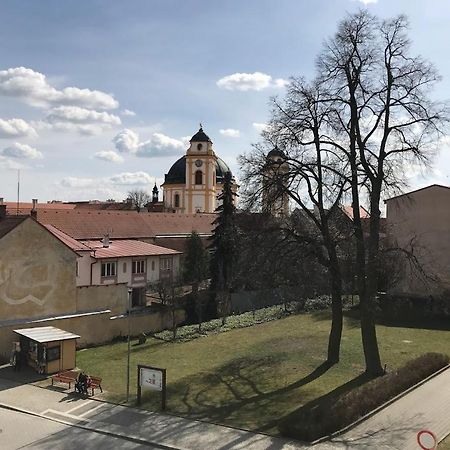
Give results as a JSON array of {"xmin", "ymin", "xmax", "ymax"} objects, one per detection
[{"xmin": 126, "ymin": 288, "xmax": 132, "ymax": 403}]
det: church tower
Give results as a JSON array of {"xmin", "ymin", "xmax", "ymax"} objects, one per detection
[
  {"xmin": 185, "ymin": 126, "xmax": 218, "ymax": 214},
  {"xmin": 262, "ymin": 147, "xmax": 290, "ymax": 218},
  {"xmin": 162, "ymin": 126, "xmax": 235, "ymax": 214}
]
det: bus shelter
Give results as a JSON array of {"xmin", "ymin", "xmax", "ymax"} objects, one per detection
[{"xmin": 13, "ymin": 326, "xmax": 80, "ymax": 374}]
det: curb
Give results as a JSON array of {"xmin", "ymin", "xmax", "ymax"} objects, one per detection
[
  {"xmin": 0, "ymin": 401, "xmax": 181, "ymax": 450},
  {"xmin": 311, "ymin": 363, "xmax": 450, "ymax": 445}
]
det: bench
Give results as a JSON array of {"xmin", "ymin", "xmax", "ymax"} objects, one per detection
[
  {"xmin": 88, "ymin": 376, "xmax": 103, "ymax": 396},
  {"xmin": 51, "ymin": 370, "xmax": 78, "ymax": 389}
]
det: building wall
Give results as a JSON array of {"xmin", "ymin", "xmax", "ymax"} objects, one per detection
[
  {"xmin": 90, "ymin": 254, "xmax": 181, "ymax": 287},
  {"xmin": 0, "ymin": 218, "xmax": 78, "ymax": 321},
  {"xmin": 386, "ymin": 185, "xmax": 450, "ymax": 296},
  {"xmin": 0, "ymin": 307, "xmax": 185, "ymax": 362}
]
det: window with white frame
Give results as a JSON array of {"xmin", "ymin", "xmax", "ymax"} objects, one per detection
[
  {"xmin": 160, "ymin": 257, "xmax": 172, "ymax": 271},
  {"xmin": 101, "ymin": 261, "xmax": 117, "ymax": 277},
  {"xmin": 132, "ymin": 260, "xmax": 146, "ymax": 274}
]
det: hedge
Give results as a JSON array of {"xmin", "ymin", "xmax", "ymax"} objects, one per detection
[{"xmin": 278, "ymin": 352, "xmax": 450, "ymax": 442}]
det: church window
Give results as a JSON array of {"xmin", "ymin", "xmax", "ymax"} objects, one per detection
[
  {"xmin": 195, "ymin": 170, "xmax": 203, "ymax": 185},
  {"xmin": 174, "ymin": 193, "xmax": 180, "ymax": 208}
]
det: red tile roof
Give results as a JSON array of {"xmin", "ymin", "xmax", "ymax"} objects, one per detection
[
  {"xmin": 36, "ymin": 210, "xmax": 216, "ymax": 240},
  {"xmin": 37, "ymin": 210, "xmax": 154, "ymax": 240},
  {"xmin": 340, "ymin": 205, "xmax": 370, "ymax": 220},
  {"xmin": 139, "ymin": 213, "xmax": 216, "ymax": 236},
  {"xmin": 44, "ymin": 224, "xmax": 92, "ymax": 252},
  {"xmin": 81, "ymin": 239, "xmax": 181, "ymax": 258},
  {"xmin": 5, "ymin": 202, "xmax": 76, "ymax": 215}
]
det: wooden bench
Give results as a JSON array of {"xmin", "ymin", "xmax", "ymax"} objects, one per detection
[
  {"xmin": 88, "ymin": 376, "xmax": 102, "ymax": 396},
  {"xmin": 51, "ymin": 370, "xmax": 78, "ymax": 389}
]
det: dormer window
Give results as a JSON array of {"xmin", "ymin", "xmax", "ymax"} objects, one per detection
[
  {"xmin": 174, "ymin": 193, "xmax": 180, "ymax": 208},
  {"xmin": 197, "ymin": 143, "xmax": 203, "ymax": 150}
]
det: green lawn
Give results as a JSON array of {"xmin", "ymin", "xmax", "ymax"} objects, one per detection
[{"xmin": 77, "ymin": 311, "xmax": 450, "ymax": 435}]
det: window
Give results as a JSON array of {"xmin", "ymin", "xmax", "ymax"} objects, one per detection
[
  {"xmin": 152, "ymin": 260, "xmax": 155, "ymax": 271},
  {"xmin": 174, "ymin": 193, "xmax": 180, "ymax": 208},
  {"xmin": 195, "ymin": 170, "xmax": 203, "ymax": 185},
  {"xmin": 76, "ymin": 261, "xmax": 79, "ymax": 277},
  {"xmin": 101, "ymin": 261, "xmax": 117, "ymax": 277},
  {"xmin": 132, "ymin": 260, "xmax": 146, "ymax": 274},
  {"xmin": 46, "ymin": 346, "xmax": 61, "ymax": 362},
  {"xmin": 123, "ymin": 262, "xmax": 127, "ymax": 273},
  {"xmin": 160, "ymin": 258, "xmax": 172, "ymax": 271}
]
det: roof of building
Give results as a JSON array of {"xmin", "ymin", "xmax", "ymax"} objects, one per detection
[
  {"xmin": 5, "ymin": 202, "xmax": 76, "ymax": 214},
  {"xmin": 190, "ymin": 126, "xmax": 212, "ymax": 143},
  {"xmin": 0, "ymin": 216, "xmax": 27, "ymax": 239},
  {"xmin": 36, "ymin": 210, "xmax": 216, "ymax": 240},
  {"xmin": 14, "ymin": 326, "xmax": 80, "ymax": 343},
  {"xmin": 384, "ymin": 184, "xmax": 450, "ymax": 203},
  {"xmin": 82, "ymin": 239, "xmax": 181, "ymax": 258},
  {"xmin": 139, "ymin": 213, "xmax": 216, "ymax": 236},
  {"xmin": 164, "ymin": 155, "xmax": 232, "ymax": 185},
  {"xmin": 44, "ymin": 224, "xmax": 92, "ymax": 252},
  {"xmin": 340, "ymin": 205, "xmax": 371, "ymax": 220},
  {"xmin": 37, "ymin": 210, "xmax": 154, "ymax": 240}
]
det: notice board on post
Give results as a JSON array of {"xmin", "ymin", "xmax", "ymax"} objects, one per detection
[{"xmin": 137, "ymin": 364, "xmax": 166, "ymax": 409}]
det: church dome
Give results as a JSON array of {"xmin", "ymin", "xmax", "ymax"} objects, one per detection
[
  {"xmin": 190, "ymin": 127, "xmax": 212, "ymax": 143},
  {"xmin": 164, "ymin": 156, "xmax": 232, "ymax": 185}
]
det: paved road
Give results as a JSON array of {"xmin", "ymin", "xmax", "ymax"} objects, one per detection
[{"xmin": 0, "ymin": 407, "xmax": 155, "ymax": 449}]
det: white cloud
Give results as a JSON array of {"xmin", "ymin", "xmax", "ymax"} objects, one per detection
[
  {"xmin": 0, "ymin": 67, "xmax": 118, "ymax": 110},
  {"xmin": 0, "ymin": 118, "xmax": 38, "ymax": 138},
  {"xmin": 136, "ymin": 133, "xmax": 185, "ymax": 158},
  {"xmin": 94, "ymin": 151, "xmax": 124, "ymax": 163},
  {"xmin": 61, "ymin": 171, "xmax": 153, "ymax": 189},
  {"xmin": 216, "ymin": 72, "xmax": 288, "ymax": 91},
  {"xmin": 109, "ymin": 171, "xmax": 153, "ymax": 185},
  {"xmin": 112, "ymin": 129, "xmax": 185, "ymax": 158},
  {"xmin": 219, "ymin": 128, "xmax": 240, "ymax": 138},
  {"xmin": 2, "ymin": 142, "xmax": 43, "ymax": 159},
  {"xmin": 356, "ymin": 0, "xmax": 377, "ymax": 4},
  {"xmin": 112, "ymin": 128, "xmax": 140, "ymax": 153},
  {"xmin": 253, "ymin": 122, "xmax": 269, "ymax": 132},
  {"xmin": 121, "ymin": 109, "xmax": 136, "ymax": 117},
  {"xmin": 38, "ymin": 106, "xmax": 121, "ymax": 135},
  {"xmin": 0, "ymin": 154, "xmax": 24, "ymax": 169}
]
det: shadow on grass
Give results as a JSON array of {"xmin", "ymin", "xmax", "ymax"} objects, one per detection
[
  {"xmin": 139, "ymin": 355, "xmax": 334, "ymax": 432},
  {"xmin": 277, "ymin": 372, "xmax": 373, "ymax": 440}
]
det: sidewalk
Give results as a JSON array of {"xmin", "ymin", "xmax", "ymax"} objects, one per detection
[
  {"xmin": 1, "ymin": 365, "xmax": 449, "ymax": 449},
  {"xmin": 0, "ymin": 370, "xmax": 339, "ymax": 450}
]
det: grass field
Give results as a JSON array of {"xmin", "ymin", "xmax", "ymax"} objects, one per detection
[
  {"xmin": 441, "ymin": 435, "xmax": 450, "ymax": 449},
  {"xmin": 77, "ymin": 310, "xmax": 450, "ymax": 435}
]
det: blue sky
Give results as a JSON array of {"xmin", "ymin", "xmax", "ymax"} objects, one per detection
[{"xmin": 0, "ymin": 0, "xmax": 449, "ymax": 202}]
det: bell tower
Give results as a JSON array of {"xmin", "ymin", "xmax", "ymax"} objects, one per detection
[{"xmin": 185, "ymin": 126, "xmax": 218, "ymax": 213}]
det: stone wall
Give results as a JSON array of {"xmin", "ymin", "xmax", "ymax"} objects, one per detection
[{"xmin": 0, "ymin": 307, "xmax": 185, "ymax": 362}]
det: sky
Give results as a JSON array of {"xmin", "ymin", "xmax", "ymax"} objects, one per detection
[{"xmin": 0, "ymin": 0, "xmax": 449, "ymax": 203}]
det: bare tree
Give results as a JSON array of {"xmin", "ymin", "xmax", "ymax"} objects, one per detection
[
  {"xmin": 240, "ymin": 80, "xmax": 351, "ymax": 365},
  {"xmin": 127, "ymin": 189, "xmax": 151, "ymax": 212},
  {"xmin": 241, "ymin": 11, "xmax": 447, "ymax": 375}
]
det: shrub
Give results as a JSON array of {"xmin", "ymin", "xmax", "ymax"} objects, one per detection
[
  {"xmin": 278, "ymin": 352, "xmax": 449, "ymax": 442},
  {"xmin": 304, "ymin": 295, "xmax": 332, "ymax": 312}
]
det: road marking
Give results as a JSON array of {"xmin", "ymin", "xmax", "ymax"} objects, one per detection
[
  {"xmin": 78, "ymin": 402, "xmax": 104, "ymax": 417},
  {"xmin": 42, "ymin": 408, "xmax": 91, "ymax": 422},
  {"xmin": 66, "ymin": 400, "xmax": 94, "ymax": 414}
]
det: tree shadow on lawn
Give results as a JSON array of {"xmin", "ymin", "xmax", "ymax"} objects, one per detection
[
  {"xmin": 141, "ymin": 355, "xmax": 335, "ymax": 432},
  {"xmin": 275, "ymin": 372, "xmax": 373, "ymax": 439}
]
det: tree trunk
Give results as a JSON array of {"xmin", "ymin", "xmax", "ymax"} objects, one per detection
[{"xmin": 327, "ymin": 265, "xmax": 343, "ymax": 364}]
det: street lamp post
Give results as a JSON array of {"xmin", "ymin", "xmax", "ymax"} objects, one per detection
[{"xmin": 126, "ymin": 287, "xmax": 132, "ymax": 403}]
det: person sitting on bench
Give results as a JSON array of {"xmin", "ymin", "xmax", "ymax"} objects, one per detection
[{"xmin": 75, "ymin": 372, "xmax": 88, "ymax": 394}]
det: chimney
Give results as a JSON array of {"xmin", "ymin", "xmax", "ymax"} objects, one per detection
[
  {"xmin": 0, "ymin": 204, "xmax": 5, "ymax": 220},
  {"xmin": 31, "ymin": 198, "xmax": 38, "ymax": 219},
  {"xmin": 102, "ymin": 234, "xmax": 110, "ymax": 248}
]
